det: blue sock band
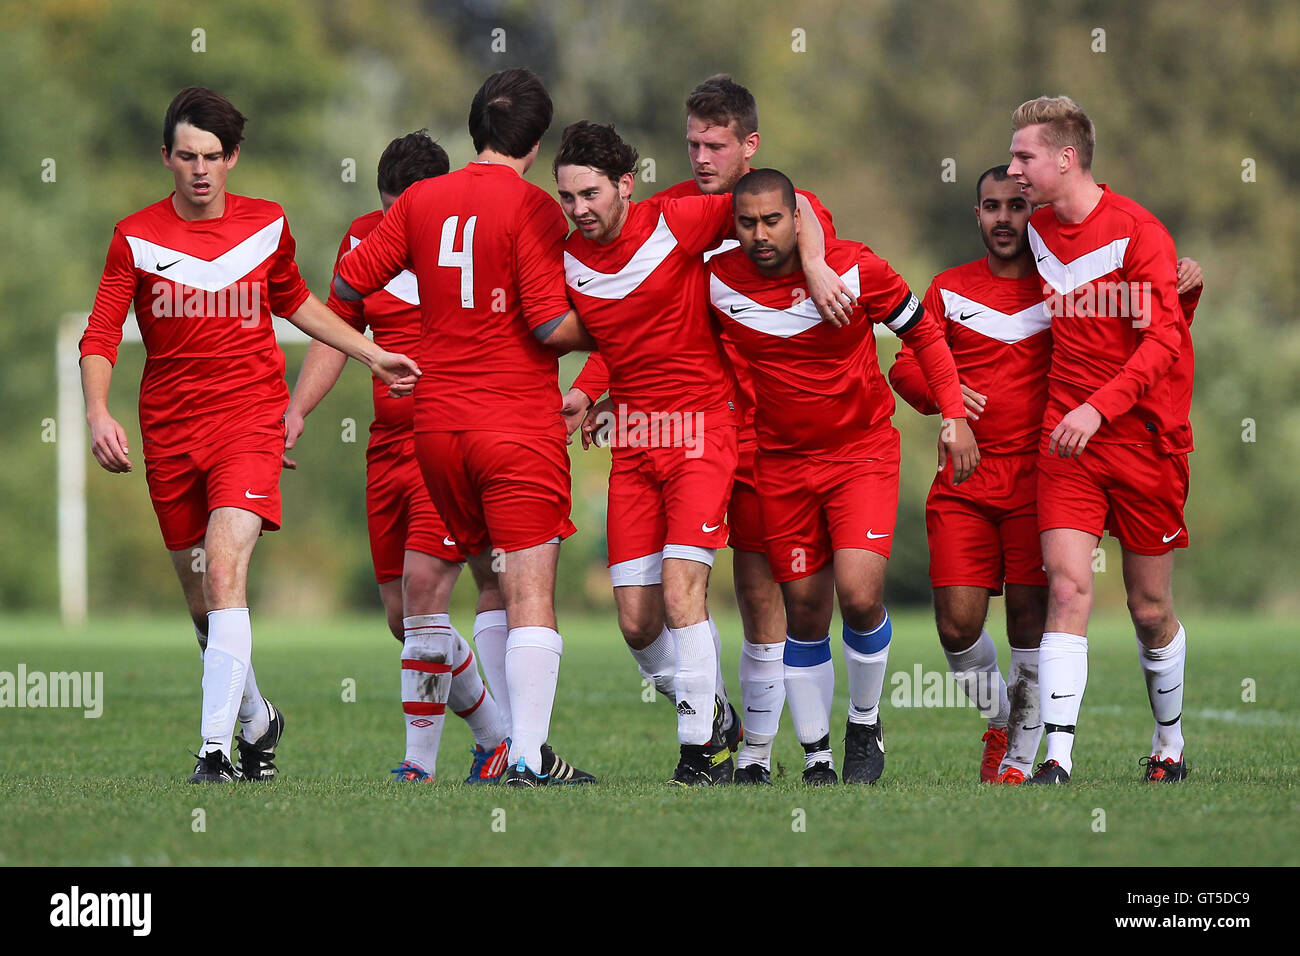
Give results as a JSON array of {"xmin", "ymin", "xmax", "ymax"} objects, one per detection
[
  {"xmin": 784, "ymin": 635, "xmax": 832, "ymax": 667},
  {"xmin": 843, "ymin": 609, "xmax": 891, "ymax": 655}
]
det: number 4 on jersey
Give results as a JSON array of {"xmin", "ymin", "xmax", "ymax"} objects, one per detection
[{"xmin": 439, "ymin": 215, "xmax": 477, "ymax": 308}]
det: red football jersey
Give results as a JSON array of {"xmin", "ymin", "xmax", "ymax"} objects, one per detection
[
  {"xmin": 336, "ymin": 163, "xmax": 571, "ymax": 436},
  {"xmin": 326, "ymin": 209, "xmax": 420, "ymax": 446},
  {"xmin": 1028, "ymin": 185, "xmax": 1186, "ymax": 450},
  {"xmin": 564, "ymin": 195, "xmax": 739, "ymax": 424},
  {"xmin": 890, "ymin": 258, "xmax": 1051, "ymax": 455},
  {"xmin": 80, "ymin": 193, "xmax": 310, "ymax": 455},
  {"xmin": 709, "ymin": 238, "xmax": 963, "ymax": 457}
]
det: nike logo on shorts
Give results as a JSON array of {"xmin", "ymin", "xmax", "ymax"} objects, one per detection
[
  {"xmin": 442, "ymin": 537, "xmax": 456, "ymax": 547},
  {"xmin": 865, "ymin": 530, "xmax": 890, "ymax": 539},
  {"xmin": 244, "ymin": 490, "xmax": 269, "ymax": 499},
  {"xmin": 1162, "ymin": 529, "xmax": 1183, "ymax": 543},
  {"xmin": 701, "ymin": 522, "xmax": 721, "ymax": 533}
]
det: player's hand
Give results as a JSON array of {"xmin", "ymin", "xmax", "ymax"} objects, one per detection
[
  {"xmin": 1176, "ymin": 257, "xmax": 1203, "ymax": 295},
  {"xmin": 805, "ymin": 258, "xmax": 855, "ymax": 328},
  {"xmin": 1048, "ymin": 402, "xmax": 1102, "ymax": 457},
  {"xmin": 937, "ymin": 417, "xmax": 979, "ymax": 484},
  {"xmin": 282, "ymin": 408, "xmax": 305, "ymax": 470},
  {"xmin": 561, "ymin": 387, "xmax": 592, "ymax": 444},
  {"xmin": 88, "ymin": 412, "xmax": 132, "ymax": 474},
  {"xmin": 961, "ymin": 384, "xmax": 987, "ymax": 422},
  {"xmin": 581, "ymin": 397, "xmax": 613, "ymax": 450},
  {"xmin": 368, "ymin": 350, "xmax": 421, "ymax": 395}
]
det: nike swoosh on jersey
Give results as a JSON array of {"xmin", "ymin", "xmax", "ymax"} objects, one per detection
[
  {"xmin": 941, "ymin": 289, "xmax": 1051, "ymax": 343},
  {"xmin": 1028, "ymin": 226, "xmax": 1131, "ymax": 296},
  {"xmin": 244, "ymin": 490, "xmax": 270, "ymax": 499},
  {"xmin": 563, "ymin": 213, "xmax": 678, "ymax": 299},
  {"xmin": 126, "ymin": 217, "xmax": 287, "ymax": 291},
  {"xmin": 710, "ymin": 265, "xmax": 862, "ymax": 338},
  {"xmin": 865, "ymin": 530, "xmax": 890, "ymax": 539}
]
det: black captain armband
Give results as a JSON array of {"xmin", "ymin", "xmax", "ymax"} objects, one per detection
[
  {"xmin": 885, "ymin": 292, "xmax": 922, "ymax": 335},
  {"xmin": 333, "ymin": 273, "xmax": 363, "ymax": 302},
  {"xmin": 532, "ymin": 312, "xmax": 567, "ymax": 342}
]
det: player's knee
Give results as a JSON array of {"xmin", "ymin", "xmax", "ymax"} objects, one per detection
[
  {"xmin": 934, "ymin": 611, "xmax": 982, "ymax": 652},
  {"xmin": 1127, "ymin": 593, "xmax": 1173, "ymax": 640},
  {"xmin": 1047, "ymin": 574, "xmax": 1090, "ymax": 612},
  {"xmin": 840, "ymin": 596, "xmax": 884, "ymax": 634},
  {"xmin": 386, "ymin": 609, "xmax": 404, "ymax": 643},
  {"xmin": 618, "ymin": 616, "xmax": 661, "ymax": 650},
  {"xmin": 201, "ymin": 558, "xmax": 244, "ymax": 607}
]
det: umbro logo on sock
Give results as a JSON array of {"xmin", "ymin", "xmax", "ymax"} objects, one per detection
[{"xmin": 676, "ymin": 700, "xmax": 696, "ymax": 716}]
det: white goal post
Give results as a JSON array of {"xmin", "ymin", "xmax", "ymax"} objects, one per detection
[{"xmin": 56, "ymin": 311, "xmax": 312, "ymax": 626}]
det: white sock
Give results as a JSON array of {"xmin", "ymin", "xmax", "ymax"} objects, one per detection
[
  {"xmin": 737, "ymin": 640, "xmax": 784, "ymax": 769},
  {"xmin": 473, "ymin": 610, "xmax": 511, "ymax": 732},
  {"xmin": 201, "ymin": 608, "xmax": 252, "ymax": 758},
  {"xmin": 707, "ymin": 615, "xmax": 732, "ymax": 730},
  {"xmin": 784, "ymin": 635, "xmax": 834, "ymax": 747},
  {"xmin": 842, "ymin": 611, "xmax": 892, "ymax": 726},
  {"xmin": 1003, "ymin": 647, "xmax": 1043, "ymax": 774},
  {"xmin": 504, "ymin": 626, "xmax": 562, "ymax": 773},
  {"xmin": 237, "ymin": 664, "xmax": 270, "ymax": 743},
  {"xmin": 449, "ymin": 630, "xmax": 508, "ymax": 750},
  {"xmin": 630, "ymin": 627, "xmax": 676, "ymax": 702},
  {"xmin": 669, "ymin": 620, "xmax": 717, "ymax": 745},
  {"xmin": 1138, "ymin": 622, "xmax": 1186, "ymax": 760},
  {"xmin": 1040, "ymin": 631, "xmax": 1088, "ymax": 774},
  {"xmin": 400, "ymin": 614, "xmax": 455, "ymax": 774},
  {"xmin": 943, "ymin": 629, "xmax": 1009, "ymax": 726}
]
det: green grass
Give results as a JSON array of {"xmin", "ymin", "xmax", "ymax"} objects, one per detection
[{"xmin": 0, "ymin": 610, "xmax": 1296, "ymax": 866}]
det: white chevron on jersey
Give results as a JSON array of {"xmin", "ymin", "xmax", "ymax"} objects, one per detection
[
  {"xmin": 564, "ymin": 213, "xmax": 679, "ymax": 299},
  {"xmin": 349, "ymin": 235, "xmax": 418, "ymax": 305},
  {"xmin": 1028, "ymin": 226, "xmax": 1130, "ymax": 296},
  {"xmin": 940, "ymin": 289, "xmax": 1052, "ymax": 344},
  {"xmin": 126, "ymin": 217, "xmax": 286, "ymax": 292},
  {"xmin": 711, "ymin": 264, "xmax": 862, "ymax": 338},
  {"xmin": 703, "ymin": 238, "xmax": 740, "ymax": 262}
]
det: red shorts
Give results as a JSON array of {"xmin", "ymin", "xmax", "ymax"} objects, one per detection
[
  {"xmin": 144, "ymin": 427, "xmax": 283, "ymax": 551},
  {"xmin": 367, "ymin": 436, "xmax": 464, "ymax": 584},
  {"xmin": 755, "ymin": 425, "xmax": 900, "ymax": 583},
  {"xmin": 414, "ymin": 429, "xmax": 576, "ymax": 556},
  {"xmin": 926, "ymin": 452, "xmax": 1047, "ymax": 592},
  {"xmin": 727, "ymin": 436, "xmax": 765, "ymax": 553},
  {"xmin": 1037, "ymin": 441, "xmax": 1190, "ymax": 555},
  {"xmin": 606, "ymin": 423, "xmax": 737, "ymax": 566}
]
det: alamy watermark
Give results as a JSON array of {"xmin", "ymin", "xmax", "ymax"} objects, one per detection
[
  {"xmin": 0, "ymin": 665, "xmax": 103, "ymax": 717},
  {"xmin": 590, "ymin": 403, "xmax": 706, "ymax": 458}
]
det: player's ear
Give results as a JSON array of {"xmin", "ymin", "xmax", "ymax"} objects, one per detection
[
  {"xmin": 619, "ymin": 171, "xmax": 634, "ymax": 200},
  {"xmin": 224, "ymin": 145, "xmax": 240, "ymax": 171},
  {"xmin": 160, "ymin": 144, "xmax": 172, "ymax": 168},
  {"xmin": 743, "ymin": 131, "xmax": 760, "ymax": 160}
]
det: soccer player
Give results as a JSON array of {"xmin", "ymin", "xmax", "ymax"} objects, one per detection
[
  {"xmin": 333, "ymin": 69, "xmax": 595, "ymax": 788},
  {"xmin": 554, "ymin": 123, "xmax": 845, "ymax": 786},
  {"xmin": 890, "ymin": 165, "xmax": 1053, "ymax": 784},
  {"xmin": 709, "ymin": 168, "xmax": 977, "ymax": 785},
  {"xmin": 1007, "ymin": 96, "xmax": 1194, "ymax": 784},
  {"xmin": 283, "ymin": 131, "xmax": 510, "ymax": 784},
  {"xmin": 80, "ymin": 87, "xmax": 421, "ymax": 783},
  {"xmin": 561, "ymin": 76, "xmax": 842, "ymax": 785}
]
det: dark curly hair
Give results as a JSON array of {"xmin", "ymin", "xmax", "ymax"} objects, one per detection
[{"xmin": 552, "ymin": 121, "xmax": 639, "ymax": 185}]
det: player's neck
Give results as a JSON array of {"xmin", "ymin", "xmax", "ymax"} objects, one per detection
[
  {"xmin": 986, "ymin": 251, "xmax": 1034, "ymax": 279},
  {"xmin": 474, "ymin": 149, "xmax": 528, "ymax": 176},
  {"xmin": 1050, "ymin": 178, "xmax": 1104, "ymax": 224},
  {"xmin": 171, "ymin": 190, "xmax": 227, "ymax": 222}
]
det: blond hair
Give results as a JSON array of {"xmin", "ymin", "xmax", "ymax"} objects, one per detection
[{"xmin": 1012, "ymin": 96, "xmax": 1095, "ymax": 171}]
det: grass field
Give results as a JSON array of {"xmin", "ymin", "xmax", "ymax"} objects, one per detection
[{"xmin": 0, "ymin": 609, "xmax": 1296, "ymax": 867}]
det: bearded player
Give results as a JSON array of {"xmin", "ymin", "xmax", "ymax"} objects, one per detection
[
  {"xmin": 555, "ymin": 122, "xmax": 847, "ymax": 786},
  {"xmin": 710, "ymin": 169, "xmax": 976, "ymax": 785},
  {"xmin": 1008, "ymin": 96, "xmax": 1196, "ymax": 785},
  {"xmin": 283, "ymin": 131, "xmax": 511, "ymax": 785},
  {"xmin": 334, "ymin": 70, "xmax": 595, "ymax": 787},
  {"xmin": 562, "ymin": 76, "xmax": 841, "ymax": 784},
  {"xmin": 81, "ymin": 87, "xmax": 421, "ymax": 783}
]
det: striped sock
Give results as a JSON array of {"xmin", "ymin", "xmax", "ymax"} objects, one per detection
[{"xmin": 400, "ymin": 615, "xmax": 454, "ymax": 775}]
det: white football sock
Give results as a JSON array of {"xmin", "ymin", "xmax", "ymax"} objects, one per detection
[
  {"xmin": 1003, "ymin": 647, "xmax": 1043, "ymax": 774},
  {"xmin": 629, "ymin": 627, "xmax": 676, "ymax": 702},
  {"xmin": 1138, "ymin": 622, "xmax": 1186, "ymax": 760},
  {"xmin": 201, "ymin": 608, "xmax": 252, "ymax": 758},
  {"xmin": 237, "ymin": 662, "xmax": 270, "ymax": 743},
  {"xmin": 400, "ymin": 615, "xmax": 455, "ymax": 774},
  {"xmin": 504, "ymin": 626, "xmax": 562, "ymax": 773},
  {"xmin": 707, "ymin": 615, "xmax": 732, "ymax": 730},
  {"xmin": 669, "ymin": 621, "xmax": 717, "ymax": 745},
  {"xmin": 784, "ymin": 635, "xmax": 834, "ymax": 747},
  {"xmin": 737, "ymin": 640, "xmax": 784, "ymax": 769},
  {"xmin": 842, "ymin": 611, "xmax": 892, "ymax": 726},
  {"xmin": 473, "ymin": 610, "xmax": 511, "ymax": 732},
  {"xmin": 1040, "ymin": 631, "xmax": 1088, "ymax": 774},
  {"xmin": 943, "ymin": 629, "xmax": 1009, "ymax": 726},
  {"xmin": 449, "ymin": 629, "xmax": 508, "ymax": 750}
]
